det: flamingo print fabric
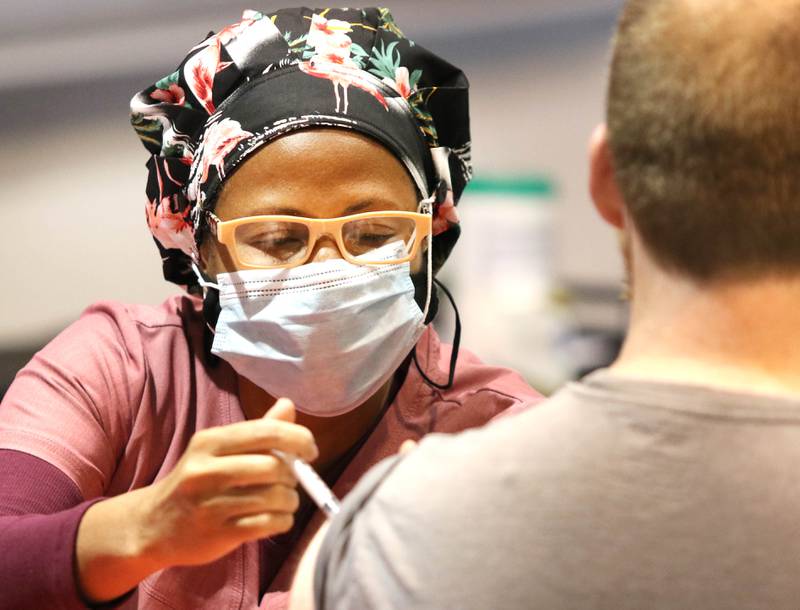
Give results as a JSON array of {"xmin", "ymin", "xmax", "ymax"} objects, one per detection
[
  {"xmin": 298, "ymin": 14, "xmax": 391, "ymax": 113},
  {"xmin": 130, "ymin": 7, "xmax": 471, "ymax": 287}
]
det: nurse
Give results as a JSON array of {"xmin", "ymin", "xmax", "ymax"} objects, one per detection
[{"xmin": 0, "ymin": 7, "xmax": 541, "ymax": 609}]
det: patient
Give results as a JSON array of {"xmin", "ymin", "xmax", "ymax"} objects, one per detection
[{"xmin": 292, "ymin": 0, "xmax": 800, "ymax": 608}]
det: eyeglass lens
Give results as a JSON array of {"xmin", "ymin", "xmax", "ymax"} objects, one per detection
[{"xmin": 232, "ymin": 216, "xmax": 417, "ymax": 266}]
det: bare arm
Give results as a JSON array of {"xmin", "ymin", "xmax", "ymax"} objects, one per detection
[{"xmin": 289, "ymin": 522, "xmax": 330, "ymax": 610}]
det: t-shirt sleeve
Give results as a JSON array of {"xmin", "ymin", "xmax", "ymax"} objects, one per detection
[
  {"xmin": 0, "ymin": 302, "xmax": 145, "ymax": 499},
  {"xmin": 313, "ymin": 454, "xmax": 406, "ymax": 610},
  {"xmin": 312, "ymin": 426, "xmax": 507, "ymax": 610}
]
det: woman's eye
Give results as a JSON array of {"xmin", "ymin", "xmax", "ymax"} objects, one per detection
[
  {"xmin": 270, "ymin": 235, "xmax": 303, "ymax": 247},
  {"xmin": 356, "ymin": 232, "xmax": 393, "ymax": 245},
  {"xmin": 352, "ymin": 223, "xmax": 397, "ymax": 237},
  {"xmin": 247, "ymin": 234, "xmax": 306, "ymax": 256}
]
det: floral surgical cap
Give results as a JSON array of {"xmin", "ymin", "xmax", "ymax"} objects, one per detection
[{"xmin": 130, "ymin": 7, "xmax": 471, "ymax": 286}]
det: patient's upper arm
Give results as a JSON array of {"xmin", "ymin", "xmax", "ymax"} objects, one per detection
[{"xmin": 289, "ymin": 521, "xmax": 329, "ymax": 610}]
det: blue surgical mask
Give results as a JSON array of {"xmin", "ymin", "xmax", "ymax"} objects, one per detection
[{"xmin": 195, "ymin": 241, "xmax": 429, "ymax": 417}]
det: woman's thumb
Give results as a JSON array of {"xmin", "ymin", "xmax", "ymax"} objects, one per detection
[{"xmin": 264, "ymin": 397, "xmax": 296, "ymax": 423}]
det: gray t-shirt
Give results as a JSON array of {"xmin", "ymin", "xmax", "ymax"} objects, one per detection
[{"xmin": 314, "ymin": 370, "xmax": 800, "ymax": 609}]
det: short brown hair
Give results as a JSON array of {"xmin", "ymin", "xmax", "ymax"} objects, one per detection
[{"xmin": 607, "ymin": 0, "xmax": 800, "ymax": 280}]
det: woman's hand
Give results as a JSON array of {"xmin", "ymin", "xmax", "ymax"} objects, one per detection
[
  {"xmin": 76, "ymin": 398, "xmax": 316, "ymax": 603},
  {"xmin": 137, "ymin": 398, "xmax": 316, "ymax": 567}
]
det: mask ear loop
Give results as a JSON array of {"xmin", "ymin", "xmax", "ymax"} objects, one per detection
[
  {"xmin": 413, "ymin": 278, "xmax": 461, "ymax": 390},
  {"xmin": 417, "ymin": 193, "xmax": 435, "ymax": 320},
  {"xmin": 191, "ymin": 261, "xmax": 221, "ymax": 293},
  {"xmin": 412, "ymin": 146, "xmax": 461, "ymax": 390},
  {"xmin": 191, "ymin": 261, "xmax": 221, "ymax": 335}
]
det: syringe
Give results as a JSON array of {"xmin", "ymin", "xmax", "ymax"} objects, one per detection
[{"xmin": 272, "ymin": 449, "xmax": 341, "ymax": 518}]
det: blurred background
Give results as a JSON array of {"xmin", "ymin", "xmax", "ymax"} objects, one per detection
[{"xmin": 0, "ymin": 0, "xmax": 627, "ymax": 398}]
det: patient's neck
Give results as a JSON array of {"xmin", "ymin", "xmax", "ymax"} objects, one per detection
[{"xmin": 613, "ymin": 258, "xmax": 800, "ymax": 398}]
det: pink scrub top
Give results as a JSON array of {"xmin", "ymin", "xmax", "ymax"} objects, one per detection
[{"xmin": 0, "ymin": 295, "xmax": 542, "ymax": 609}]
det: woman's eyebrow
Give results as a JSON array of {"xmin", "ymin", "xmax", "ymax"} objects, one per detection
[
  {"xmin": 343, "ymin": 200, "xmax": 400, "ymax": 215},
  {"xmin": 236, "ymin": 199, "xmax": 400, "ymax": 218},
  {"xmin": 247, "ymin": 206, "xmax": 306, "ymax": 217}
]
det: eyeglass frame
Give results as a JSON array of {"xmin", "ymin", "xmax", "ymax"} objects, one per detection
[{"xmin": 204, "ymin": 204, "xmax": 433, "ymax": 270}]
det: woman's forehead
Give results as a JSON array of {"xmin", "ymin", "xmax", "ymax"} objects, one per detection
[
  {"xmin": 214, "ymin": 129, "xmax": 419, "ymax": 219},
  {"xmin": 218, "ymin": 198, "xmax": 415, "ymax": 220},
  {"xmin": 231, "ymin": 128, "xmax": 408, "ymax": 174}
]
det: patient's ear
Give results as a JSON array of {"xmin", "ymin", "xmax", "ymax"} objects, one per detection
[{"xmin": 589, "ymin": 124, "xmax": 626, "ymax": 230}]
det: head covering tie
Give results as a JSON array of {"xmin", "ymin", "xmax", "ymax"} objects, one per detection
[{"xmin": 131, "ymin": 7, "xmax": 471, "ymax": 287}]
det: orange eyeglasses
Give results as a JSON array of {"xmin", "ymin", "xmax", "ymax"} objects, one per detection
[{"xmin": 205, "ymin": 209, "xmax": 432, "ymax": 270}]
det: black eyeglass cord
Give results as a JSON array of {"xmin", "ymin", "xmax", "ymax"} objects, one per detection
[{"xmin": 413, "ymin": 278, "xmax": 461, "ymax": 390}]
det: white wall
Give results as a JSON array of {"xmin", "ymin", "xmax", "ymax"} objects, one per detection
[
  {"xmin": 460, "ymin": 17, "xmax": 622, "ymax": 285},
  {"xmin": 0, "ymin": 117, "xmax": 179, "ymax": 347}
]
